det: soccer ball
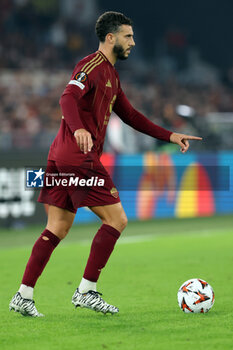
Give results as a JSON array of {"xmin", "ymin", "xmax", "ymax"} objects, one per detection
[{"xmin": 177, "ymin": 278, "xmax": 215, "ymax": 313}]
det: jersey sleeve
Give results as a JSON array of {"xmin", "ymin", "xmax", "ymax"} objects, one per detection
[
  {"xmin": 59, "ymin": 64, "xmax": 96, "ymax": 133},
  {"xmin": 113, "ymin": 86, "xmax": 172, "ymax": 142}
]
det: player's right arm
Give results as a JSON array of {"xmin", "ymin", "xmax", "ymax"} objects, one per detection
[{"xmin": 59, "ymin": 68, "xmax": 94, "ymax": 153}]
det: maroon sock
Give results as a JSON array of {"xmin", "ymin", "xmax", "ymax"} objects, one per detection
[
  {"xmin": 22, "ymin": 229, "xmax": 60, "ymax": 287},
  {"xmin": 83, "ymin": 224, "xmax": 121, "ymax": 282}
]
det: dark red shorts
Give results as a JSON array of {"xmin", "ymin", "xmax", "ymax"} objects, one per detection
[{"xmin": 38, "ymin": 158, "xmax": 120, "ymax": 214}]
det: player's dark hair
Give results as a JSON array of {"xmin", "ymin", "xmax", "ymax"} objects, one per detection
[{"xmin": 95, "ymin": 11, "xmax": 133, "ymax": 42}]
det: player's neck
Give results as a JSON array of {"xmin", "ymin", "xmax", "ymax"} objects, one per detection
[{"xmin": 98, "ymin": 45, "xmax": 116, "ymax": 66}]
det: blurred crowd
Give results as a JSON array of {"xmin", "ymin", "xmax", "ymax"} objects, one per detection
[
  {"xmin": 0, "ymin": 0, "xmax": 233, "ymax": 152},
  {"xmin": 0, "ymin": 0, "xmax": 98, "ymax": 70}
]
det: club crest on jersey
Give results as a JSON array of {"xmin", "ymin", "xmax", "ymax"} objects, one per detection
[
  {"xmin": 75, "ymin": 72, "xmax": 88, "ymax": 83},
  {"xmin": 110, "ymin": 187, "xmax": 119, "ymax": 198}
]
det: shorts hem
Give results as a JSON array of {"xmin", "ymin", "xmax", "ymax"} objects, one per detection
[
  {"xmin": 79, "ymin": 197, "xmax": 121, "ymax": 208},
  {"xmin": 37, "ymin": 198, "xmax": 77, "ymax": 214},
  {"xmin": 38, "ymin": 197, "xmax": 120, "ymax": 211}
]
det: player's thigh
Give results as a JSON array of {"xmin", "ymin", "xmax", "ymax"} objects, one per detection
[
  {"xmin": 89, "ymin": 202, "xmax": 128, "ymax": 233},
  {"xmin": 46, "ymin": 205, "xmax": 75, "ymax": 239}
]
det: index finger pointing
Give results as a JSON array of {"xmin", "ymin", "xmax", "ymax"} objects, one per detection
[{"xmin": 184, "ymin": 136, "xmax": 203, "ymax": 140}]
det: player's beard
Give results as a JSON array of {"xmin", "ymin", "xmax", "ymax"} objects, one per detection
[{"xmin": 113, "ymin": 43, "xmax": 128, "ymax": 60}]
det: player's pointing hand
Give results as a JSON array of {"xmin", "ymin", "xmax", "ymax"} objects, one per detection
[
  {"xmin": 74, "ymin": 129, "xmax": 93, "ymax": 154},
  {"xmin": 170, "ymin": 133, "xmax": 202, "ymax": 153}
]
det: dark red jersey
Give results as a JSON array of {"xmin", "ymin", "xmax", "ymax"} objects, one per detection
[{"xmin": 48, "ymin": 50, "xmax": 172, "ymax": 165}]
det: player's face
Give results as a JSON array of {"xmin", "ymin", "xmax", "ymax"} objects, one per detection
[{"xmin": 113, "ymin": 25, "xmax": 135, "ymax": 60}]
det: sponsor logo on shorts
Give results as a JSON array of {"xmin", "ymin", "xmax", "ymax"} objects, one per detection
[{"xmin": 110, "ymin": 187, "xmax": 119, "ymax": 198}]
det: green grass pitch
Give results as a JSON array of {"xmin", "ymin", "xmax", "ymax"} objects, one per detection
[{"xmin": 0, "ymin": 215, "xmax": 233, "ymax": 350}]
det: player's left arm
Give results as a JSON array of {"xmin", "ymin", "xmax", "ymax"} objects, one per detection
[{"xmin": 113, "ymin": 88, "xmax": 202, "ymax": 153}]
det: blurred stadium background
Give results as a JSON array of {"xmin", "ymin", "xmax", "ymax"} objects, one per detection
[
  {"xmin": 0, "ymin": 0, "xmax": 233, "ymax": 227},
  {"xmin": 1, "ymin": 4, "xmax": 233, "ymax": 348}
]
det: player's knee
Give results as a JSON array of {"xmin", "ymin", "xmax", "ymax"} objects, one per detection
[
  {"xmin": 119, "ymin": 215, "xmax": 128, "ymax": 231},
  {"xmin": 46, "ymin": 221, "xmax": 72, "ymax": 240},
  {"xmin": 103, "ymin": 213, "xmax": 128, "ymax": 233},
  {"xmin": 62, "ymin": 225, "xmax": 71, "ymax": 238},
  {"xmin": 59, "ymin": 222, "xmax": 72, "ymax": 239}
]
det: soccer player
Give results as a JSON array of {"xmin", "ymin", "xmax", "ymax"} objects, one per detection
[{"xmin": 9, "ymin": 11, "xmax": 202, "ymax": 317}]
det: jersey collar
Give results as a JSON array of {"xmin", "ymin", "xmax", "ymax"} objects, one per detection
[{"xmin": 97, "ymin": 50, "xmax": 114, "ymax": 67}]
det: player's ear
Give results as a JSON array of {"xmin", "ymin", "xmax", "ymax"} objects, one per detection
[{"xmin": 106, "ymin": 33, "xmax": 115, "ymax": 45}]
